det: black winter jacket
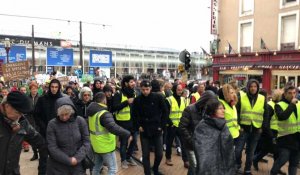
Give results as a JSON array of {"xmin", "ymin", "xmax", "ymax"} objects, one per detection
[
  {"xmin": 86, "ymin": 102, "xmax": 131, "ymax": 138},
  {"xmin": 179, "ymin": 90, "xmax": 217, "ymax": 150},
  {"xmin": 0, "ymin": 115, "xmax": 47, "ymax": 175},
  {"xmin": 34, "ymin": 79, "xmax": 65, "ymax": 137},
  {"xmin": 132, "ymin": 92, "xmax": 168, "ymax": 137},
  {"xmin": 194, "ymin": 116, "xmax": 235, "ymax": 175},
  {"xmin": 46, "ymin": 97, "xmax": 90, "ymax": 175},
  {"xmin": 74, "ymin": 99, "xmax": 92, "ymax": 119}
]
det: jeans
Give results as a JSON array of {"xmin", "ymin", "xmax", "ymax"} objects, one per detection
[
  {"xmin": 271, "ymin": 148, "xmax": 299, "ymax": 175},
  {"xmin": 235, "ymin": 130, "xmax": 261, "ymax": 172},
  {"xmin": 187, "ymin": 150, "xmax": 197, "ymax": 175},
  {"xmin": 92, "ymin": 151, "xmax": 117, "ymax": 175},
  {"xmin": 140, "ymin": 133, "xmax": 163, "ymax": 175},
  {"xmin": 119, "ymin": 132, "xmax": 137, "ymax": 161},
  {"xmin": 165, "ymin": 126, "xmax": 188, "ymax": 162}
]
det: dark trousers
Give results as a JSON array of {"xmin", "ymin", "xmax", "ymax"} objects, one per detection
[
  {"xmin": 119, "ymin": 132, "xmax": 137, "ymax": 161},
  {"xmin": 165, "ymin": 126, "xmax": 188, "ymax": 162},
  {"xmin": 140, "ymin": 133, "xmax": 163, "ymax": 175},
  {"xmin": 235, "ymin": 130, "xmax": 261, "ymax": 172},
  {"xmin": 271, "ymin": 148, "xmax": 299, "ymax": 175}
]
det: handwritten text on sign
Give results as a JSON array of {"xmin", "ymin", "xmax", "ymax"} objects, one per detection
[{"xmin": 2, "ymin": 61, "xmax": 30, "ymax": 80}]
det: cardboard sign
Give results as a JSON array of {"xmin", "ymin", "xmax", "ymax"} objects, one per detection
[
  {"xmin": 2, "ymin": 61, "xmax": 30, "ymax": 81},
  {"xmin": 57, "ymin": 76, "xmax": 69, "ymax": 86}
]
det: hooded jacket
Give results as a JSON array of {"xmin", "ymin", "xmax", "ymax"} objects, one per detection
[
  {"xmin": 179, "ymin": 90, "xmax": 217, "ymax": 150},
  {"xmin": 236, "ymin": 79, "xmax": 269, "ymax": 132},
  {"xmin": 34, "ymin": 79, "xmax": 66, "ymax": 137},
  {"xmin": 194, "ymin": 116, "xmax": 235, "ymax": 175},
  {"xmin": 46, "ymin": 97, "xmax": 90, "ymax": 175},
  {"xmin": 86, "ymin": 102, "xmax": 130, "ymax": 138}
]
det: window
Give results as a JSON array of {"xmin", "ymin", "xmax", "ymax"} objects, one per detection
[
  {"xmin": 280, "ymin": 0, "xmax": 299, "ymax": 9},
  {"xmin": 239, "ymin": 0, "xmax": 254, "ymax": 16},
  {"xmin": 238, "ymin": 20, "xmax": 253, "ymax": 53},
  {"xmin": 278, "ymin": 11, "xmax": 299, "ymax": 51}
]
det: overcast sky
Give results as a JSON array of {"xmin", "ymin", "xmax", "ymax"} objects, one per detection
[{"xmin": 0, "ymin": 0, "xmax": 213, "ymax": 52}]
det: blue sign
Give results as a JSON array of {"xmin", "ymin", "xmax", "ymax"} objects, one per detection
[
  {"xmin": 89, "ymin": 67, "xmax": 94, "ymax": 75},
  {"xmin": 47, "ymin": 66, "xmax": 53, "ymax": 74},
  {"xmin": 0, "ymin": 45, "xmax": 27, "ymax": 63},
  {"xmin": 47, "ymin": 47, "xmax": 73, "ymax": 66},
  {"xmin": 89, "ymin": 50, "xmax": 112, "ymax": 67}
]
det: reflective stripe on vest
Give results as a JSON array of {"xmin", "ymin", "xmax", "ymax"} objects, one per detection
[
  {"xmin": 277, "ymin": 102, "xmax": 300, "ymax": 138},
  {"xmin": 191, "ymin": 92, "xmax": 201, "ymax": 102},
  {"xmin": 240, "ymin": 93, "xmax": 265, "ymax": 128},
  {"xmin": 116, "ymin": 94, "xmax": 131, "ymax": 121},
  {"xmin": 219, "ymin": 99, "xmax": 240, "ymax": 139},
  {"xmin": 268, "ymin": 101, "xmax": 278, "ymax": 131},
  {"xmin": 167, "ymin": 96, "xmax": 187, "ymax": 127},
  {"xmin": 89, "ymin": 110, "xmax": 116, "ymax": 153}
]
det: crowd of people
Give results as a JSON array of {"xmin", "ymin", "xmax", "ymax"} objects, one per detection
[{"xmin": 0, "ymin": 74, "xmax": 300, "ymax": 175}]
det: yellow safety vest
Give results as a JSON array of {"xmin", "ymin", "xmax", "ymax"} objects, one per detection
[
  {"xmin": 89, "ymin": 109, "xmax": 116, "ymax": 153},
  {"xmin": 191, "ymin": 92, "xmax": 201, "ymax": 102},
  {"xmin": 268, "ymin": 101, "xmax": 278, "ymax": 131},
  {"xmin": 240, "ymin": 93, "xmax": 265, "ymax": 128},
  {"xmin": 277, "ymin": 101, "xmax": 300, "ymax": 138},
  {"xmin": 115, "ymin": 94, "xmax": 131, "ymax": 121},
  {"xmin": 167, "ymin": 96, "xmax": 187, "ymax": 127},
  {"xmin": 219, "ymin": 99, "xmax": 240, "ymax": 139}
]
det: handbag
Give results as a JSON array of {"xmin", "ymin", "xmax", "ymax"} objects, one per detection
[{"xmin": 77, "ymin": 117, "xmax": 95, "ymax": 170}]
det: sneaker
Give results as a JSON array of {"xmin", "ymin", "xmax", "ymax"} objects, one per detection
[
  {"xmin": 127, "ymin": 157, "xmax": 137, "ymax": 166},
  {"xmin": 176, "ymin": 147, "xmax": 182, "ymax": 156},
  {"xmin": 121, "ymin": 160, "xmax": 128, "ymax": 169}
]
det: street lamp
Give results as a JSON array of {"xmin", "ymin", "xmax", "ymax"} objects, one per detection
[{"xmin": 4, "ymin": 38, "xmax": 11, "ymax": 64}]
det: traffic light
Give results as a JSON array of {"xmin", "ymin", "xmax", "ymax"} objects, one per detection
[
  {"xmin": 184, "ymin": 53, "xmax": 191, "ymax": 71},
  {"xmin": 179, "ymin": 49, "xmax": 191, "ymax": 71}
]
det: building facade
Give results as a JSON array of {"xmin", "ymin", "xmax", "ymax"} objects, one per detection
[
  {"xmin": 212, "ymin": 0, "xmax": 300, "ymax": 93},
  {"xmin": 0, "ymin": 34, "xmax": 207, "ymax": 79}
]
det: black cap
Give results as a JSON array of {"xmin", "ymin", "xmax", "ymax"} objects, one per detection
[{"xmin": 7, "ymin": 91, "xmax": 32, "ymax": 113}]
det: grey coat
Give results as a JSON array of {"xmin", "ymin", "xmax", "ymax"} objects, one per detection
[
  {"xmin": 194, "ymin": 116, "xmax": 235, "ymax": 175},
  {"xmin": 46, "ymin": 97, "xmax": 90, "ymax": 175}
]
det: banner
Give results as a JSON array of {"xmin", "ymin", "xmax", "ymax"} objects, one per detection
[
  {"xmin": 2, "ymin": 61, "xmax": 30, "ymax": 81},
  {"xmin": 89, "ymin": 50, "xmax": 112, "ymax": 67},
  {"xmin": 0, "ymin": 45, "xmax": 27, "ymax": 63},
  {"xmin": 47, "ymin": 47, "xmax": 73, "ymax": 66}
]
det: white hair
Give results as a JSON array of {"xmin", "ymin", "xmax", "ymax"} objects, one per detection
[
  {"xmin": 79, "ymin": 87, "xmax": 93, "ymax": 100},
  {"xmin": 57, "ymin": 105, "xmax": 75, "ymax": 116}
]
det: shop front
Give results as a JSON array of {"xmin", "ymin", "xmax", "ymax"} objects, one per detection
[{"xmin": 212, "ymin": 51, "xmax": 300, "ymax": 94}]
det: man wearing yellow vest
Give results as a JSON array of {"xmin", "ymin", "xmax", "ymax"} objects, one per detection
[
  {"xmin": 111, "ymin": 75, "xmax": 137, "ymax": 169},
  {"xmin": 165, "ymin": 83, "xmax": 189, "ymax": 168},
  {"xmin": 235, "ymin": 79, "xmax": 268, "ymax": 175},
  {"xmin": 190, "ymin": 83, "xmax": 205, "ymax": 104},
  {"xmin": 253, "ymin": 89, "xmax": 286, "ymax": 174},
  {"xmin": 271, "ymin": 84, "xmax": 300, "ymax": 175},
  {"xmin": 87, "ymin": 92, "xmax": 132, "ymax": 175}
]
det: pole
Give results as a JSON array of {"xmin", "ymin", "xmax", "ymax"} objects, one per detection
[
  {"xmin": 31, "ymin": 25, "xmax": 35, "ymax": 74},
  {"xmin": 79, "ymin": 21, "xmax": 83, "ymax": 73}
]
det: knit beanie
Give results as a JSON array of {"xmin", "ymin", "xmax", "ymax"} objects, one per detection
[{"xmin": 7, "ymin": 91, "xmax": 32, "ymax": 113}]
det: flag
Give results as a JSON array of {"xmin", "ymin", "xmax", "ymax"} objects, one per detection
[
  {"xmin": 260, "ymin": 38, "xmax": 266, "ymax": 49},
  {"xmin": 201, "ymin": 47, "xmax": 209, "ymax": 55},
  {"xmin": 228, "ymin": 43, "xmax": 232, "ymax": 54}
]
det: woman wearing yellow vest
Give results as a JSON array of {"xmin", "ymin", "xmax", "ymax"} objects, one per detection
[
  {"xmin": 271, "ymin": 84, "xmax": 300, "ymax": 175},
  {"xmin": 218, "ymin": 84, "xmax": 240, "ymax": 140}
]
